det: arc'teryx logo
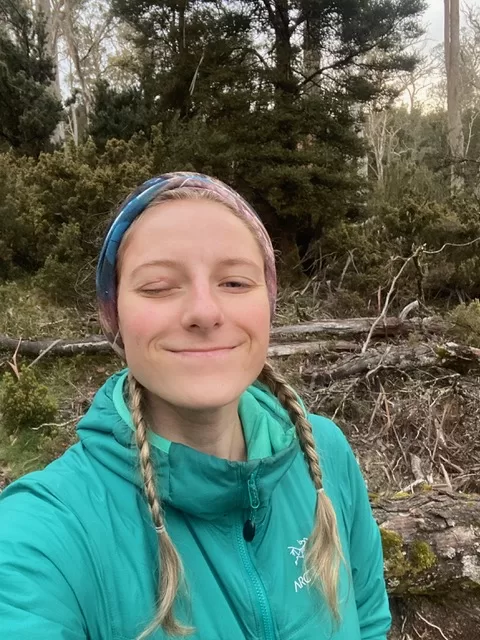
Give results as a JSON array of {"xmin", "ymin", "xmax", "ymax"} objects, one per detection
[
  {"xmin": 288, "ymin": 538, "xmax": 308, "ymax": 566},
  {"xmin": 288, "ymin": 537, "xmax": 311, "ymax": 592}
]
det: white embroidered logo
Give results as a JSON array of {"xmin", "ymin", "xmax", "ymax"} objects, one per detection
[
  {"xmin": 288, "ymin": 538, "xmax": 308, "ymax": 566},
  {"xmin": 288, "ymin": 537, "xmax": 311, "ymax": 592}
]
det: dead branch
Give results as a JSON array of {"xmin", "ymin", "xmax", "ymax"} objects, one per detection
[{"xmin": 362, "ymin": 250, "xmax": 423, "ymax": 353}]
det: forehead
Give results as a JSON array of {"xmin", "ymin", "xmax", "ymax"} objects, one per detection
[{"xmin": 120, "ymin": 199, "xmax": 262, "ymax": 262}]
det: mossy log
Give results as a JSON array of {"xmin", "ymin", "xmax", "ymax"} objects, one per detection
[{"xmin": 372, "ymin": 490, "xmax": 480, "ymax": 595}]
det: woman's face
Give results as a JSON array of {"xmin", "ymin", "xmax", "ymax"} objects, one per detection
[{"xmin": 117, "ymin": 198, "xmax": 271, "ymax": 411}]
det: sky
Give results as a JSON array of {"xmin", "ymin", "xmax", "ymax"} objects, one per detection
[{"xmin": 424, "ymin": 0, "xmax": 480, "ymax": 45}]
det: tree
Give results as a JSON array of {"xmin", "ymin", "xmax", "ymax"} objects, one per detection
[
  {"xmin": 444, "ymin": 0, "xmax": 464, "ymax": 189},
  {"xmin": 91, "ymin": 0, "xmax": 427, "ymax": 266},
  {"xmin": 0, "ymin": 0, "xmax": 63, "ymax": 155}
]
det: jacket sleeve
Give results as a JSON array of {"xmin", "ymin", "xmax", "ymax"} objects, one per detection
[
  {"xmin": 344, "ymin": 439, "xmax": 392, "ymax": 640},
  {"xmin": 0, "ymin": 479, "xmax": 88, "ymax": 639}
]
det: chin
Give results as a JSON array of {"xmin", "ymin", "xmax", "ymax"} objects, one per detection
[{"xmin": 164, "ymin": 380, "xmax": 250, "ymax": 412}]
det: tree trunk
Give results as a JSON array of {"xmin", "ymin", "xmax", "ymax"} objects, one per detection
[
  {"xmin": 445, "ymin": 0, "xmax": 465, "ymax": 190},
  {"xmin": 37, "ymin": 0, "xmax": 65, "ymax": 143},
  {"xmin": 62, "ymin": 0, "xmax": 90, "ymax": 132},
  {"xmin": 303, "ymin": 18, "xmax": 320, "ymax": 96},
  {"xmin": 373, "ymin": 490, "xmax": 480, "ymax": 595}
]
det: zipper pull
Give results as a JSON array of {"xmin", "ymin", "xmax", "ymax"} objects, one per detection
[{"xmin": 243, "ymin": 471, "xmax": 260, "ymax": 542}]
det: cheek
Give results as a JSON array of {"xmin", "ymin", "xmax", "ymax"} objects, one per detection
[
  {"xmin": 117, "ymin": 297, "xmax": 167, "ymax": 345},
  {"xmin": 239, "ymin": 299, "xmax": 271, "ymax": 342}
]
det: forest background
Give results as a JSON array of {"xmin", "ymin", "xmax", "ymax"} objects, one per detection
[{"xmin": 1, "ymin": 0, "xmax": 480, "ymax": 638}]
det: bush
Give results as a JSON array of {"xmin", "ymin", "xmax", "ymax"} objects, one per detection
[
  {"xmin": 448, "ymin": 300, "xmax": 480, "ymax": 347},
  {"xmin": 0, "ymin": 366, "xmax": 58, "ymax": 435}
]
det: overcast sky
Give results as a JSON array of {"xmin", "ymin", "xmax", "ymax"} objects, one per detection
[{"xmin": 424, "ymin": 0, "xmax": 480, "ymax": 45}]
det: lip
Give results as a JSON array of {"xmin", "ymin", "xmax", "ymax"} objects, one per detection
[{"xmin": 168, "ymin": 346, "xmax": 237, "ymax": 357}]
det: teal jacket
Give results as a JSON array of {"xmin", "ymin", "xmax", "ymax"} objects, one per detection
[{"xmin": 0, "ymin": 371, "xmax": 391, "ymax": 639}]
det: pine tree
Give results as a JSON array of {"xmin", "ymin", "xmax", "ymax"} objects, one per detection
[{"xmin": 0, "ymin": 0, "xmax": 63, "ymax": 156}]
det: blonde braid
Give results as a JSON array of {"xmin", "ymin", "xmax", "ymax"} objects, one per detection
[
  {"xmin": 128, "ymin": 373, "xmax": 192, "ymax": 638},
  {"xmin": 258, "ymin": 361, "xmax": 343, "ymax": 621}
]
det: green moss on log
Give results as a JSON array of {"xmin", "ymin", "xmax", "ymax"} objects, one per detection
[
  {"xmin": 380, "ymin": 528, "xmax": 408, "ymax": 578},
  {"xmin": 381, "ymin": 529, "xmax": 438, "ymax": 587},
  {"xmin": 410, "ymin": 540, "xmax": 437, "ymax": 573}
]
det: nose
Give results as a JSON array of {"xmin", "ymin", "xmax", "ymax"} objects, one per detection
[{"xmin": 180, "ymin": 283, "xmax": 224, "ymax": 332}]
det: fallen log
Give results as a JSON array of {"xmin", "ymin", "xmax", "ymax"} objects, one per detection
[
  {"xmin": 0, "ymin": 334, "xmax": 112, "ymax": 357},
  {"xmin": 373, "ymin": 490, "xmax": 480, "ymax": 595},
  {"xmin": 0, "ymin": 315, "xmax": 448, "ymax": 358},
  {"xmin": 271, "ymin": 316, "xmax": 447, "ymax": 339},
  {"xmin": 267, "ymin": 340, "xmax": 358, "ymax": 357},
  {"xmin": 305, "ymin": 342, "xmax": 480, "ymax": 384},
  {"xmin": 0, "ymin": 334, "xmax": 360, "ymax": 360}
]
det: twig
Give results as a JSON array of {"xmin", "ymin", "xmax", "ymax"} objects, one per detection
[
  {"xmin": 416, "ymin": 612, "xmax": 450, "ymax": 640},
  {"xmin": 7, "ymin": 339, "xmax": 22, "ymax": 380},
  {"xmin": 401, "ymin": 478, "xmax": 426, "ymax": 493},
  {"xmin": 366, "ymin": 345, "xmax": 391, "ymax": 380},
  {"xmin": 368, "ymin": 388, "xmax": 383, "ymax": 435},
  {"xmin": 424, "ymin": 236, "xmax": 480, "ymax": 256},
  {"xmin": 32, "ymin": 418, "xmax": 78, "ymax": 431},
  {"xmin": 337, "ymin": 252, "xmax": 353, "ymax": 291},
  {"xmin": 27, "ymin": 339, "xmax": 62, "ymax": 368},
  {"xmin": 439, "ymin": 456, "xmax": 464, "ymax": 474},
  {"xmin": 362, "ymin": 248, "xmax": 423, "ymax": 354},
  {"xmin": 439, "ymin": 462, "xmax": 453, "ymax": 490},
  {"xmin": 399, "ymin": 300, "xmax": 419, "ymax": 321},
  {"xmin": 410, "ymin": 453, "xmax": 425, "ymax": 482}
]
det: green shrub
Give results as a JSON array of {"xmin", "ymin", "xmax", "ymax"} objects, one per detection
[
  {"xmin": 0, "ymin": 367, "xmax": 58, "ymax": 435},
  {"xmin": 33, "ymin": 222, "xmax": 89, "ymax": 305},
  {"xmin": 448, "ymin": 300, "xmax": 480, "ymax": 347}
]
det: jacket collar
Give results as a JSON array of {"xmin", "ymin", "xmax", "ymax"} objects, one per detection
[{"xmin": 77, "ymin": 371, "xmax": 300, "ymax": 519}]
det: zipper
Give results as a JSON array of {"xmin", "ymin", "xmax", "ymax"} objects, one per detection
[
  {"xmin": 243, "ymin": 469, "xmax": 260, "ymax": 541},
  {"xmin": 236, "ymin": 470, "xmax": 276, "ymax": 640}
]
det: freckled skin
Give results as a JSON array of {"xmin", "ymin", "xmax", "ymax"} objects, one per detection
[{"xmin": 117, "ymin": 199, "xmax": 271, "ymax": 417}]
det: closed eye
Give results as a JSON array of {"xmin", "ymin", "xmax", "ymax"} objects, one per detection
[{"xmin": 141, "ymin": 287, "xmax": 176, "ymax": 295}]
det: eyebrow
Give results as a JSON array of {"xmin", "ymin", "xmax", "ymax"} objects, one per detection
[{"xmin": 130, "ymin": 257, "xmax": 263, "ymax": 278}]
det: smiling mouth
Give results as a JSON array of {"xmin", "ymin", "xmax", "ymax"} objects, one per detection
[{"xmin": 168, "ymin": 347, "xmax": 237, "ymax": 357}]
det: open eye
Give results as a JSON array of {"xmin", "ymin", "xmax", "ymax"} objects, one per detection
[{"xmin": 221, "ymin": 280, "xmax": 251, "ymax": 289}]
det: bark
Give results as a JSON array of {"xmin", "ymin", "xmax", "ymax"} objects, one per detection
[
  {"xmin": 37, "ymin": 0, "xmax": 65, "ymax": 143},
  {"xmin": 373, "ymin": 490, "xmax": 480, "ymax": 595},
  {"xmin": 305, "ymin": 342, "xmax": 480, "ymax": 384},
  {"xmin": 445, "ymin": 0, "xmax": 465, "ymax": 189},
  {"xmin": 0, "ymin": 335, "xmax": 111, "ymax": 357},
  {"xmin": 267, "ymin": 340, "xmax": 358, "ymax": 357},
  {"xmin": 271, "ymin": 316, "xmax": 447, "ymax": 339},
  {"xmin": 303, "ymin": 18, "xmax": 321, "ymax": 96},
  {"xmin": 61, "ymin": 0, "xmax": 91, "ymax": 129}
]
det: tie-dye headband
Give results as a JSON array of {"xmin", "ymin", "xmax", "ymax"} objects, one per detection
[{"xmin": 96, "ymin": 171, "xmax": 277, "ymax": 355}]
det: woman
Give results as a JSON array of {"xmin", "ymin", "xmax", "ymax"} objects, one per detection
[{"xmin": 0, "ymin": 172, "xmax": 391, "ymax": 639}]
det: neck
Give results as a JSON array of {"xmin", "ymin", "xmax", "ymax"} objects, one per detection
[{"xmin": 145, "ymin": 392, "xmax": 247, "ymax": 461}]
